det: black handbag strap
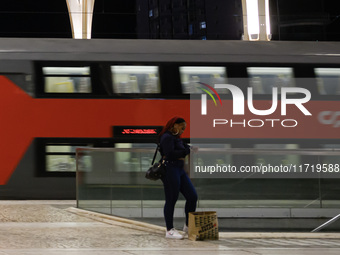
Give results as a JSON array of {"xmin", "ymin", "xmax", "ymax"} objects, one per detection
[{"xmin": 151, "ymin": 144, "xmax": 160, "ymax": 165}]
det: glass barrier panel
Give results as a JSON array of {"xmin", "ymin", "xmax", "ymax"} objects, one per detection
[
  {"xmin": 190, "ymin": 146, "xmax": 340, "ymax": 209},
  {"xmin": 254, "ymin": 144, "xmax": 300, "ymax": 165},
  {"xmin": 77, "ymin": 150, "xmax": 114, "ymax": 215},
  {"xmin": 76, "ymin": 147, "xmax": 172, "ymax": 218},
  {"xmin": 76, "ymin": 147, "xmax": 340, "ymax": 219}
]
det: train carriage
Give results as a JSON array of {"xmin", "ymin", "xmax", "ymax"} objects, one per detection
[{"xmin": 1, "ymin": 38, "xmax": 340, "ymax": 200}]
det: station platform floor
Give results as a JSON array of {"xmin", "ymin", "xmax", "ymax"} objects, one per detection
[{"xmin": 1, "ymin": 200, "xmax": 340, "ymax": 255}]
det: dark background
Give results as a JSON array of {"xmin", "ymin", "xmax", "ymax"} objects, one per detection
[{"xmin": 0, "ymin": 0, "xmax": 339, "ymax": 40}]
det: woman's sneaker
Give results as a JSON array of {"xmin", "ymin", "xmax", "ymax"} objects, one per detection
[
  {"xmin": 166, "ymin": 228, "xmax": 184, "ymax": 239},
  {"xmin": 183, "ymin": 224, "xmax": 188, "ymax": 234}
]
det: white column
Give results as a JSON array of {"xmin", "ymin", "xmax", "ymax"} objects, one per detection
[
  {"xmin": 242, "ymin": 0, "xmax": 271, "ymax": 41},
  {"xmin": 259, "ymin": 0, "xmax": 271, "ymax": 41},
  {"xmin": 66, "ymin": 0, "xmax": 95, "ymax": 39}
]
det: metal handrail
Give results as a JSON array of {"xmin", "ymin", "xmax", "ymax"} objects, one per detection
[{"xmin": 76, "ymin": 147, "xmax": 340, "ymax": 156}]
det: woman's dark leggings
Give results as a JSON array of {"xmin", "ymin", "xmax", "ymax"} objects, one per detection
[{"xmin": 161, "ymin": 162, "xmax": 198, "ymax": 231}]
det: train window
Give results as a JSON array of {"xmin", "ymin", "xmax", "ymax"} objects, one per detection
[
  {"xmin": 111, "ymin": 66, "xmax": 160, "ymax": 93},
  {"xmin": 45, "ymin": 144, "xmax": 92, "ymax": 172},
  {"xmin": 247, "ymin": 67, "xmax": 295, "ymax": 94},
  {"xmin": 315, "ymin": 68, "xmax": 340, "ymax": 95},
  {"xmin": 43, "ymin": 67, "xmax": 92, "ymax": 93},
  {"xmin": 179, "ymin": 66, "xmax": 228, "ymax": 94}
]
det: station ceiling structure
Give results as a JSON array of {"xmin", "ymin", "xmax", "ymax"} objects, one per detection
[{"xmin": 0, "ymin": 0, "xmax": 339, "ymax": 41}]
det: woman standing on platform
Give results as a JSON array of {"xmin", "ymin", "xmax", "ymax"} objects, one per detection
[{"xmin": 159, "ymin": 117, "xmax": 198, "ymax": 239}]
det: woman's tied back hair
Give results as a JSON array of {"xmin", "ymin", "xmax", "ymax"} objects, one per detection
[{"xmin": 159, "ymin": 116, "xmax": 186, "ymax": 139}]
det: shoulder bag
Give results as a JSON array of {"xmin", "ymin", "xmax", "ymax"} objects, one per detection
[{"xmin": 145, "ymin": 144, "xmax": 166, "ymax": 181}]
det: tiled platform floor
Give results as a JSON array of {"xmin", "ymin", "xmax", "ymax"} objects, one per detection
[{"xmin": 0, "ymin": 200, "xmax": 340, "ymax": 255}]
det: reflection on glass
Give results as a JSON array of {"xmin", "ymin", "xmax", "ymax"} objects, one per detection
[
  {"xmin": 43, "ymin": 67, "xmax": 91, "ymax": 93},
  {"xmin": 114, "ymin": 143, "xmax": 158, "ymax": 172},
  {"xmin": 192, "ymin": 144, "xmax": 232, "ymax": 167},
  {"xmin": 315, "ymin": 68, "xmax": 340, "ymax": 95},
  {"xmin": 180, "ymin": 66, "xmax": 228, "ymax": 94},
  {"xmin": 111, "ymin": 66, "xmax": 160, "ymax": 93},
  {"xmin": 254, "ymin": 144, "xmax": 300, "ymax": 165},
  {"xmin": 247, "ymin": 67, "xmax": 295, "ymax": 94},
  {"xmin": 321, "ymin": 144, "xmax": 340, "ymax": 164},
  {"xmin": 75, "ymin": 144, "xmax": 340, "ymax": 217}
]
